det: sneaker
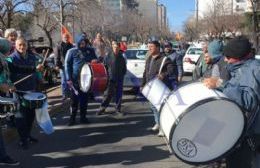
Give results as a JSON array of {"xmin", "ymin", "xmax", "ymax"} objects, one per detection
[
  {"xmin": 157, "ymin": 130, "xmax": 164, "ymax": 137},
  {"xmin": 111, "ymin": 111, "xmax": 125, "ymax": 119},
  {"xmin": 0, "ymin": 156, "xmax": 19, "ymax": 166},
  {"xmin": 80, "ymin": 118, "xmax": 90, "ymax": 124},
  {"xmin": 96, "ymin": 107, "xmax": 105, "ymax": 116},
  {"xmin": 28, "ymin": 136, "xmax": 39, "ymax": 143},
  {"xmin": 19, "ymin": 141, "xmax": 29, "ymax": 150},
  {"xmin": 151, "ymin": 124, "xmax": 159, "ymax": 131}
]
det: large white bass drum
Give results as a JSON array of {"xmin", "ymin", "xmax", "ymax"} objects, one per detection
[
  {"xmin": 141, "ymin": 78, "xmax": 170, "ymax": 111},
  {"xmin": 159, "ymin": 82, "xmax": 245, "ymax": 164}
]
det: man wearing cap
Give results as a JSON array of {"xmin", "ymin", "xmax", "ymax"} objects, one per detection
[
  {"xmin": 204, "ymin": 36, "xmax": 260, "ymax": 168},
  {"xmin": 164, "ymin": 42, "xmax": 183, "ymax": 85}
]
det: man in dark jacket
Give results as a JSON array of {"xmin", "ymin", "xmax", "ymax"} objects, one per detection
[
  {"xmin": 8, "ymin": 37, "xmax": 43, "ymax": 150},
  {"xmin": 141, "ymin": 40, "xmax": 176, "ymax": 137},
  {"xmin": 65, "ymin": 34, "xmax": 97, "ymax": 126},
  {"xmin": 54, "ymin": 33, "xmax": 73, "ymax": 100},
  {"xmin": 97, "ymin": 41, "xmax": 126, "ymax": 116},
  {"xmin": 164, "ymin": 41, "xmax": 183, "ymax": 85}
]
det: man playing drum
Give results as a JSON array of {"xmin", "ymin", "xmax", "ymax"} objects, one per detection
[
  {"xmin": 204, "ymin": 36, "xmax": 260, "ymax": 168},
  {"xmin": 65, "ymin": 34, "xmax": 97, "ymax": 126},
  {"xmin": 7, "ymin": 37, "xmax": 44, "ymax": 150},
  {"xmin": 141, "ymin": 40, "xmax": 177, "ymax": 137}
]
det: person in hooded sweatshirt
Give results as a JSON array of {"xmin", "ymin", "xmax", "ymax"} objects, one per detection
[
  {"xmin": 65, "ymin": 34, "xmax": 97, "ymax": 126},
  {"xmin": 202, "ymin": 39, "xmax": 230, "ymax": 88}
]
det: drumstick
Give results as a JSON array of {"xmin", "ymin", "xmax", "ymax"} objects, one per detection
[
  {"xmin": 14, "ymin": 74, "xmax": 33, "ymax": 85},
  {"xmin": 41, "ymin": 49, "xmax": 50, "ymax": 66}
]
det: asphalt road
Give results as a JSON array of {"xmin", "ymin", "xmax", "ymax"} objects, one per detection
[{"xmin": 2, "ymin": 75, "xmax": 213, "ymax": 168}]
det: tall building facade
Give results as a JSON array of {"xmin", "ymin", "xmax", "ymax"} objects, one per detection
[
  {"xmin": 157, "ymin": 4, "xmax": 167, "ymax": 31},
  {"xmin": 97, "ymin": 0, "xmax": 123, "ymax": 15},
  {"xmin": 136, "ymin": 0, "xmax": 158, "ymax": 27}
]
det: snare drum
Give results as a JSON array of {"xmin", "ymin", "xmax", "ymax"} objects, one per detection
[
  {"xmin": 79, "ymin": 63, "xmax": 108, "ymax": 93},
  {"xmin": 22, "ymin": 92, "xmax": 47, "ymax": 109},
  {"xmin": 0, "ymin": 94, "xmax": 19, "ymax": 118},
  {"xmin": 159, "ymin": 82, "xmax": 245, "ymax": 164},
  {"xmin": 141, "ymin": 78, "xmax": 170, "ymax": 110}
]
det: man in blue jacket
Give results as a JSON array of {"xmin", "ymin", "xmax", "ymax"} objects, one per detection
[
  {"xmin": 65, "ymin": 35, "xmax": 97, "ymax": 126},
  {"xmin": 8, "ymin": 37, "xmax": 43, "ymax": 150},
  {"xmin": 204, "ymin": 36, "xmax": 260, "ymax": 168}
]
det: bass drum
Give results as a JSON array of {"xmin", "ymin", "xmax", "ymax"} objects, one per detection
[
  {"xmin": 159, "ymin": 82, "xmax": 245, "ymax": 164},
  {"xmin": 141, "ymin": 78, "xmax": 170, "ymax": 111},
  {"xmin": 79, "ymin": 63, "xmax": 108, "ymax": 93}
]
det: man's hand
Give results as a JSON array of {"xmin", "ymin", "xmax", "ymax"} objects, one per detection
[
  {"xmin": 91, "ymin": 59, "xmax": 98, "ymax": 63},
  {"xmin": 67, "ymin": 80, "xmax": 73, "ymax": 88},
  {"xmin": 55, "ymin": 66, "xmax": 60, "ymax": 71},
  {"xmin": 0, "ymin": 84, "xmax": 16, "ymax": 93},
  {"xmin": 157, "ymin": 74, "xmax": 164, "ymax": 80},
  {"xmin": 9, "ymin": 86, "xmax": 16, "ymax": 93},
  {"xmin": 203, "ymin": 77, "xmax": 219, "ymax": 89},
  {"xmin": 36, "ymin": 64, "xmax": 44, "ymax": 72}
]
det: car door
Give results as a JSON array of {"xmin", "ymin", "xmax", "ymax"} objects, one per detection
[{"xmin": 124, "ymin": 49, "xmax": 147, "ymax": 87}]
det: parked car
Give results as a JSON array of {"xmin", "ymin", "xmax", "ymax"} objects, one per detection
[
  {"xmin": 183, "ymin": 46, "xmax": 203, "ymax": 73},
  {"xmin": 123, "ymin": 48, "xmax": 148, "ymax": 88}
]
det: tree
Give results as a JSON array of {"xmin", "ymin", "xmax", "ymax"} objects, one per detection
[
  {"xmin": 248, "ymin": 0, "xmax": 259, "ymax": 52},
  {"xmin": 0, "ymin": 0, "xmax": 31, "ymax": 29}
]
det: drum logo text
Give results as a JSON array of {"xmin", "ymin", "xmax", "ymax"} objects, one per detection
[{"xmin": 177, "ymin": 138, "xmax": 197, "ymax": 158}]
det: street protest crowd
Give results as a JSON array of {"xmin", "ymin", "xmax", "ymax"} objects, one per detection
[{"xmin": 0, "ymin": 27, "xmax": 260, "ymax": 168}]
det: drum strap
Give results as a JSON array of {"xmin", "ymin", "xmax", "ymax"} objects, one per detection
[{"xmin": 158, "ymin": 57, "xmax": 167, "ymax": 75}]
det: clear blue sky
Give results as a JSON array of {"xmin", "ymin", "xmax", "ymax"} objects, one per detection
[{"xmin": 158, "ymin": 0, "xmax": 195, "ymax": 32}]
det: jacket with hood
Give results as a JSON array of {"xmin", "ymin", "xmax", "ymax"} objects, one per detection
[{"xmin": 65, "ymin": 35, "xmax": 97, "ymax": 87}]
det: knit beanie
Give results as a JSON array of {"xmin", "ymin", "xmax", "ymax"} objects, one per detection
[
  {"xmin": 223, "ymin": 36, "xmax": 251, "ymax": 58},
  {"xmin": 207, "ymin": 39, "xmax": 223, "ymax": 62},
  {"xmin": 0, "ymin": 37, "xmax": 11, "ymax": 55}
]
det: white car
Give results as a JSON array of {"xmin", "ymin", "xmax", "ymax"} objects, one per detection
[
  {"xmin": 123, "ymin": 49, "xmax": 148, "ymax": 87},
  {"xmin": 183, "ymin": 46, "xmax": 203, "ymax": 73}
]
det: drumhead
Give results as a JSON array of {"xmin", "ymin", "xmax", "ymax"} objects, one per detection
[
  {"xmin": 159, "ymin": 82, "xmax": 245, "ymax": 164},
  {"xmin": 23, "ymin": 92, "xmax": 46, "ymax": 101},
  {"xmin": 80, "ymin": 64, "xmax": 92, "ymax": 92}
]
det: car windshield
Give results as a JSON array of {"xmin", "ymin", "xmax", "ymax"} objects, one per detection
[
  {"xmin": 124, "ymin": 50, "xmax": 147, "ymax": 60},
  {"xmin": 187, "ymin": 48, "xmax": 203, "ymax": 55}
]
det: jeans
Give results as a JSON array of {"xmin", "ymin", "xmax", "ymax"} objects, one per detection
[
  {"xmin": 150, "ymin": 103, "xmax": 159, "ymax": 125},
  {"xmin": 60, "ymin": 69, "xmax": 68, "ymax": 98}
]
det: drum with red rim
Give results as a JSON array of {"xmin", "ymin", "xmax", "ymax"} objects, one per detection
[{"xmin": 79, "ymin": 63, "xmax": 108, "ymax": 93}]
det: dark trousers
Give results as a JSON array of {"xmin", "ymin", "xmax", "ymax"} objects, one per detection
[
  {"xmin": 70, "ymin": 89, "xmax": 88, "ymax": 119},
  {"xmin": 0, "ymin": 127, "xmax": 7, "ymax": 159},
  {"xmin": 15, "ymin": 106, "xmax": 35, "ymax": 142},
  {"xmin": 101, "ymin": 80, "xmax": 123, "ymax": 111},
  {"xmin": 225, "ymin": 138, "xmax": 254, "ymax": 168}
]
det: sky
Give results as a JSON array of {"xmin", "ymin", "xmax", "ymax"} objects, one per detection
[{"xmin": 158, "ymin": 0, "xmax": 195, "ymax": 32}]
